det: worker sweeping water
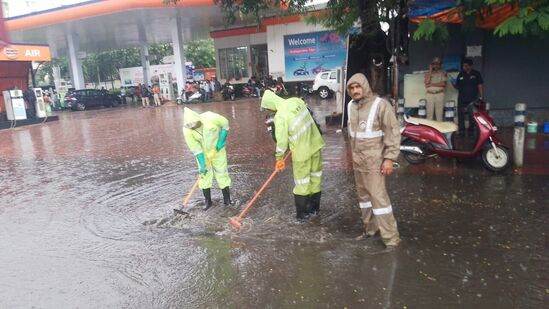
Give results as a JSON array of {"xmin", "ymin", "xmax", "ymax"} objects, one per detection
[
  {"xmin": 182, "ymin": 107, "xmax": 233, "ymax": 210},
  {"xmin": 260, "ymin": 90, "xmax": 325, "ymax": 222}
]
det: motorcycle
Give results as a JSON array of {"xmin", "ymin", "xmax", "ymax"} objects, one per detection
[
  {"xmin": 242, "ymin": 84, "xmax": 260, "ymax": 98},
  {"xmin": 222, "ymin": 84, "xmax": 236, "ymax": 101},
  {"xmin": 399, "ymin": 101, "xmax": 510, "ymax": 172}
]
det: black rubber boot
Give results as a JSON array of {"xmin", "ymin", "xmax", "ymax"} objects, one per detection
[
  {"xmin": 222, "ymin": 187, "xmax": 233, "ymax": 206},
  {"xmin": 309, "ymin": 192, "xmax": 321, "ymax": 215},
  {"xmin": 294, "ymin": 195, "xmax": 309, "ymax": 222},
  {"xmin": 202, "ymin": 188, "xmax": 212, "ymax": 211}
]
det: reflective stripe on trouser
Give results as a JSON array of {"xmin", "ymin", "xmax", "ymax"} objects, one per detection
[
  {"xmin": 426, "ymin": 92, "xmax": 445, "ymax": 121},
  {"xmin": 197, "ymin": 148, "xmax": 231, "ymax": 190},
  {"xmin": 354, "ymin": 169, "xmax": 400, "ymax": 246},
  {"xmin": 292, "ymin": 150, "xmax": 322, "ymax": 196},
  {"xmin": 358, "ymin": 200, "xmax": 379, "ymax": 236}
]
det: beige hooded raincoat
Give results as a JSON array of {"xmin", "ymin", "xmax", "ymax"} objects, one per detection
[{"xmin": 346, "ymin": 73, "xmax": 400, "ymax": 247}]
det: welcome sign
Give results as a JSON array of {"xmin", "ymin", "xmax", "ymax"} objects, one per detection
[{"xmin": 284, "ymin": 30, "xmax": 348, "ymax": 80}]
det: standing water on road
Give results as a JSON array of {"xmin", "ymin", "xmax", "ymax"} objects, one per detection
[{"xmin": 1, "ymin": 100, "xmax": 547, "ymax": 308}]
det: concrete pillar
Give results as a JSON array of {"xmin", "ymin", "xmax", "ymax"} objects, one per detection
[
  {"xmin": 66, "ymin": 33, "xmax": 85, "ymax": 90},
  {"xmin": 171, "ymin": 16, "xmax": 186, "ymax": 97},
  {"xmin": 50, "ymin": 48, "xmax": 62, "ymax": 95},
  {"xmin": 138, "ymin": 23, "xmax": 150, "ymax": 87}
]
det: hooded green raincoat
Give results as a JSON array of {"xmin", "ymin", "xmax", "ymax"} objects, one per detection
[
  {"xmin": 261, "ymin": 90, "xmax": 325, "ymax": 195},
  {"xmin": 183, "ymin": 107, "xmax": 231, "ymax": 190}
]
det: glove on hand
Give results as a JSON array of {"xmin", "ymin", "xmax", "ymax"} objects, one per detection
[
  {"xmin": 216, "ymin": 129, "xmax": 228, "ymax": 151},
  {"xmin": 275, "ymin": 159, "xmax": 286, "ymax": 171},
  {"xmin": 196, "ymin": 153, "xmax": 207, "ymax": 175}
]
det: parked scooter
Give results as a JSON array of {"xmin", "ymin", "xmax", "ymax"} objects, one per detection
[{"xmin": 399, "ymin": 101, "xmax": 510, "ymax": 172}]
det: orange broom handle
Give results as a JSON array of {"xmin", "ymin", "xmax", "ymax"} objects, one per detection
[
  {"xmin": 234, "ymin": 152, "xmax": 291, "ymax": 221},
  {"xmin": 181, "ymin": 177, "xmax": 200, "ymax": 208}
]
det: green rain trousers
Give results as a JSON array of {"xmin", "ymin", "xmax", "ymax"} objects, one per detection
[
  {"xmin": 292, "ymin": 150, "xmax": 322, "ymax": 195},
  {"xmin": 183, "ymin": 108, "xmax": 231, "ymax": 190}
]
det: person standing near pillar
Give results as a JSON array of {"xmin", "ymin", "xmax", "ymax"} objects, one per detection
[
  {"xmin": 424, "ymin": 57, "xmax": 447, "ymax": 121},
  {"xmin": 153, "ymin": 83, "xmax": 161, "ymax": 106},
  {"xmin": 140, "ymin": 84, "xmax": 150, "ymax": 108},
  {"xmin": 346, "ymin": 73, "xmax": 401, "ymax": 248},
  {"xmin": 260, "ymin": 90, "xmax": 325, "ymax": 221}
]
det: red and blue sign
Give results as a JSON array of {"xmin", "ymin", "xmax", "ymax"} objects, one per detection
[{"xmin": 284, "ymin": 30, "xmax": 348, "ymax": 80}]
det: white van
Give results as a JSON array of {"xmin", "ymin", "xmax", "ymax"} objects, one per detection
[{"xmin": 312, "ymin": 70, "xmax": 339, "ymax": 99}]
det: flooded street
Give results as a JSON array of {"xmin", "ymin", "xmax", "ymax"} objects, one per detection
[{"xmin": 1, "ymin": 99, "xmax": 547, "ymax": 308}]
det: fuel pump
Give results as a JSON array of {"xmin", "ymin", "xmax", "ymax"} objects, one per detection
[
  {"xmin": 33, "ymin": 88, "xmax": 47, "ymax": 118},
  {"xmin": 3, "ymin": 89, "xmax": 27, "ymax": 121}
]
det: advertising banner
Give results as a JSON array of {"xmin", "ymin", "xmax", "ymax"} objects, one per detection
[
  {"xmin": 284, "ymin": 30, "xmax": 347, "ymax": 81},
  {"xmin": 0, "ymin": 44, "xmax": 51, "ymax": 62},
  {"xmin": 120, "ymin": 63, "xmax": 194, "ymax": 86}
]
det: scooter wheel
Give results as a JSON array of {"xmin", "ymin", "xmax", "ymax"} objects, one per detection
[
  {"xmin": 482, "ymin": 145, "xmax": 509, "ymax": 172},
  {"xmin": 402, "ymin": 140, "xmax": 426, "ymax": 164}
]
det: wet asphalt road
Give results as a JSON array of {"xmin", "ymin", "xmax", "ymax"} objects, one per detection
[{"xmin": 0, "ymin": 98, "xmax": 547, "ymax": 308}]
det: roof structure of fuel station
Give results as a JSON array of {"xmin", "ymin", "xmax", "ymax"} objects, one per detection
[{"xmin": 5, "ymin": 0, "xmax": 228, "ymax": 55}]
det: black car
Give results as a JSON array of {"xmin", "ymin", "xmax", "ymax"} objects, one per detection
[{"xmin": 65, "ymin": 89, "xmax": 122, "ymax": 111}]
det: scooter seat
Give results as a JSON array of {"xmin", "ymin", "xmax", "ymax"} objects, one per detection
[{"xmin": 406, "ymin": 116, "xmax": 458, "ymax": 134}]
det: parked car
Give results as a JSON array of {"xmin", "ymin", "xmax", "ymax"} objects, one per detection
[
  {"xmin": 64, "ymin": 89, "xmax": 122, "ymax": 111},
  {"xmin": 312, "ymin": 70, "xmax": 339, "ymax": 99}
]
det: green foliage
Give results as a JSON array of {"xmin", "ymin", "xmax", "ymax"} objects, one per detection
[
  {"xmin": 457, "ymin": 0, "xmax": 549, "ymax": 37},
  {"xmin": 413, "ymin": 19, "xmax": 450, "ymax": 41},
  {"xmin": 184, "ymin": 39, "xmax": 216, "ymax": 68}
]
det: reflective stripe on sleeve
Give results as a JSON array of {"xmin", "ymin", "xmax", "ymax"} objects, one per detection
[
  {"xmin": 310, "ymin": 171, "xmax": 322, "ymax": 177},
  {"xmin": 222, "ymin": 125, "xmax": 230, "ymax": 131},
  {"xmin": 372, "ymin": 205, "xmax": 393, "ymax": 215},
  {"xmin": 191, "ymin": 148, "xmax": 203, "ymax": 155},
  {"xmin": 289, "ymin": 108, "xmax": 310, "ymax": 131},
  {"xmin": 289, "ymin": 119, "xmax": 313, "ymax": 142},
  {"xmin": 294, "ymin": 177, "xmax": 310, "ymax": 185},
  {"xmin": 359, "ymin": 202, "xmax": 372, "ymax": 209}
]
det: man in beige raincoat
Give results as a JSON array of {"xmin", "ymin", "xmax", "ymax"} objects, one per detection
[{"xmin": 346, "ymin": 73, "xmax": 401, "ymax": 248}]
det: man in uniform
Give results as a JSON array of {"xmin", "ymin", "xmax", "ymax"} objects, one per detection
[
  {"xmin": 424, "ymin": 57, "xmax": 447, "ymax": 121},
  {"xmin": 261, "ymin": 90, "xmax": 325, "ymax": 221},
  {"xmin": 183, "ymin": 107, "xmax": 233, "ymax": 210},
  {"xmin": 346, "ymin": 73, "xmax": 401, "ymax": 248}
]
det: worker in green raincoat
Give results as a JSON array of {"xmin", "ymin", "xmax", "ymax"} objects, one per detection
[
  {"xmin": 183, "ymin": 107, "xmax": 232, "ymax": 210},
  {"xmin": 260, "ymin": 90, "xmax": 325, "ymax": 221}
]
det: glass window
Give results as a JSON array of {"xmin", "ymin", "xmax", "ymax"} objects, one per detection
[
  {"xmin": 321, "ymin": 73, "xmax": 329, "ymax": 79},
  {"xmin": 218, "ymin": 47, "xmax": 249, "ymax": 81},
  {"xmin": 329, "ymin": 72, "xmax": 336, "ymax": 79}
]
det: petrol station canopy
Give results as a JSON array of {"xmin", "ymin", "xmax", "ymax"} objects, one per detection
[{"xmin": 5, "ymin": 0, "xmax": 228, "ymax": 54}]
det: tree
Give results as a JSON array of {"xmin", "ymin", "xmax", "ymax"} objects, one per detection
[
  {"xmin": 168, "ymin": 0, "xmax": 548, "ymax": 96},
  {"xmin": 184, "ymin": 39, "xmax": 216, "ymax": 68},
  {"xmin": 414, "ymin": 0, "xmax": 549, "ymax": 40}
]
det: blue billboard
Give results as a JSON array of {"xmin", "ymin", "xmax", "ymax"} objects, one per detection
[{"xmin": 284, "ymin": 30, "xmax": 348, "ymax": 80}]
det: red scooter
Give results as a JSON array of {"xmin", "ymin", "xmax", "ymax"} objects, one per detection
[{"xmin": 399, "ymin": 103, "xmax": 510, "ymax": 172}]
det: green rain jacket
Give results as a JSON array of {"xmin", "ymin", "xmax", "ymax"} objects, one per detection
[
  {"xmin": 182, "ymin": 107, "xmax": 229, "ymax": 156},
  {"xmin": 261, "ymin": 90, "xmax": 325, "ymax": 162}
]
